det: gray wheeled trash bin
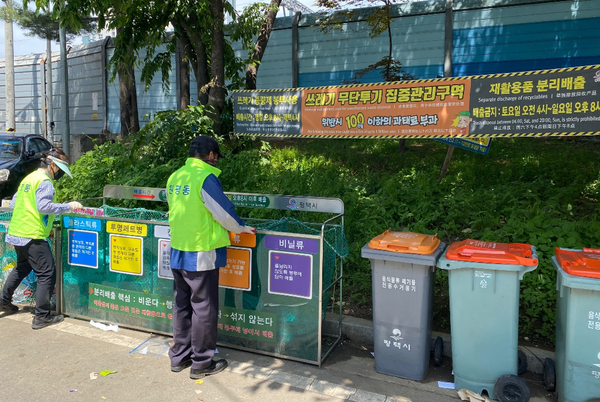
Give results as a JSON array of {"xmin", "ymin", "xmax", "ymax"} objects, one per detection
[
  {"xmin": 436, "ymin": 239, "xmax": 538, "ymax": 402},
  {"xmin": 362, "ymin": 230, "xmax": 445, "ymax": 380},
  {"xmin": 551, "ymin": 247, "xmax": 600, "ymax": 402}
]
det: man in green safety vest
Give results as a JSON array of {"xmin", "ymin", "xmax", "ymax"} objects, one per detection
[
  {"xmin": 0, "ymin": 148, "xmax": 83, "ymax": 329},
  {"xmin": 167, "ymin": 136, "xmax": 255, "ymax": 379}
]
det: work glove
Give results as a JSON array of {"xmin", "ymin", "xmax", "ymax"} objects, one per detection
[
  {"xmin": 241, "ymin": 226, "xmax": 256, "ymax": 234},
  {"xmin": 68, "ymin": 201, "xmax": 83, "ymax": 211}
]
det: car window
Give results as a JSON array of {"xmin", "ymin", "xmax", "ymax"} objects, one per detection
[
  {"xmin": 28, "ymin": 138, "xmax": 52, "ymax": 155},
  {"xmin": 0, "ymin": 140, "xmax": 22, "ymax": 160},
  {"xmin": 36, "ymin": 138, "xmax": 52, "ymax": 153}
]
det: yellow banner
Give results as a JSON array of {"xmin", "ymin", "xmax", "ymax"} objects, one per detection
[{"xmin": 233, "ymin": 65, "xmax": 600, "ymax": 139}]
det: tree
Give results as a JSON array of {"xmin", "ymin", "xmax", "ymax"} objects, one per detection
[
  {"xmin": 100, "ymin": 0, "xmax": 266, "ymax": 134},
  {"xmin": 116, "ymin": 25, "xmax": 140, "ymax": 137},
  {"xmin": 36, "ymin": 0, "xmax": 271, "ymax": 135},
  {"xmin": 315, "ymin": 0, "xmax": 413, "ymax": 84},
  {"xmin": 81, "ymin": 1, "xmax": 142, "ymax": 137},
  {"xmin": 245, "ymin": 0, "xmax": 282, "ymax": 90},
  {"xmin": 21, "ymin": 0, "xmax": 142, "ymax": 137},
  {"xmin": 315, "ymin": 0, "xmax": 414, "ymax": 152},
  {"xmin": 0, "ymin": 3, "xmax": 95, "ymax": 42}
]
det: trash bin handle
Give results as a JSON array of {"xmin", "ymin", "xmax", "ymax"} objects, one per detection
[
  {"xmin": 386, "ymin": 245, "xmax": 411, "ymax": 252},
  {"xmin": 519, "ymin": 246, "xmax": 538, "ymax": 279}
]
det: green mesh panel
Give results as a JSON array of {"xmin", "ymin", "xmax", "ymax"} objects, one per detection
[
  {"xmin": 61, "ymin": 210, "xmax": 173, "ymax": 333},
  {"xmin": 0, "ymin": 211, "xmax": 13, "ymax": 222},
  {"xmin": 0, "ymin": 211, "xmax": 57, "ymax": 306}
]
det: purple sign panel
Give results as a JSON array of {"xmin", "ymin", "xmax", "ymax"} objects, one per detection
[
  {"xmin": 268, "ymin": 251, "xmax": 313, "ymax": 299},
  {"xmin": 264, "ymin": 235, "xmax": 319, "ymax": 254}
]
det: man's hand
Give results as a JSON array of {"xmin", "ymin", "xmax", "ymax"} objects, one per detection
[
  {"xmin": 68, "ymin": 201, "xmax": 83, "ymax": 211},
  {"xmin": 241, "ymin": 226, "xmax": 256, "ymax": 234}
]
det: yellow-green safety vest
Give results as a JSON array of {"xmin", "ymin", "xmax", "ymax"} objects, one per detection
[
  {"xmin": 8, "ymin": 169, "xmax": 56, "ymax": 239},
  {"xmin": 167, "ymin": 158, "xmax": 230, "ymax": 252}
]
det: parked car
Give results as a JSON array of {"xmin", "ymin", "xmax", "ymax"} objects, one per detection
[{"xmin": 0, "ymin": 134, "xmax": 54, "ymax": 201}]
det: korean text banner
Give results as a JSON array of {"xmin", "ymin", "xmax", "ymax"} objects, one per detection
[{"xmin": 233, "ymin": 65, "xmax": 600, "ymax": 139}]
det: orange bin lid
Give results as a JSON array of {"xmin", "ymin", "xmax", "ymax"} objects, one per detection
[
  {"xmin": 555, "ymin": 248, "xmax": 600, "ymax": 279},
  {"xmin": 368, "ymin": 230, "xmax": 440, "ymax": 255},
  {"xmin": 445, "ymin": 239, "xmax": 538, "ymax": 266}
]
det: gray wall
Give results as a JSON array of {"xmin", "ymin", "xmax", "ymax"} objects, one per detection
[
  {"xmin": 231, "ymin": 0, "xmax": 600, "ymax": 87},
  {"xmin": 0, "ymin": 40, "xmax": 107, "ymax": 145},
  {"xmin": 0, "ymin": 53, "xmax": 45, "ymax": 135},
  {"xmin": 54, "ymin": 40, "xmax": 107, "ymax": 142},
  {"xmin": 105, "ymin": 45, "xmax": 198, "ymax": 133}
]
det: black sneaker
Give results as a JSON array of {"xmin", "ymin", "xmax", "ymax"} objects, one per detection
[
  {"xmin": 190, "ymin": 359, "xmax": 228, "ymax": 379},
  {"xmin": 171, "ymin": 357, "xmax": 192, "ymax": 373},
  {"xmin": 0, "ymin": 302, "xmax": 18, "ymax": 315},
  {"xmin": 32, "ymin": 314, "xmax": 64, "ymax": 330}
]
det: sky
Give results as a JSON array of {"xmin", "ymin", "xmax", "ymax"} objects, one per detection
[
  {"xmin": 0, "ymin": 19, "xmax": 58, "ymax": 58},
  {"xmin": 0, "ymin": 0, "xmax": 318, "ymax": 58}
]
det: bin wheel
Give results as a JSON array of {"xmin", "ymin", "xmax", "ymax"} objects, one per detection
[
  {"xmin": 517, "ymin": 349, "xmax": 528, "ymax": 375},
  {"xmin": 494, "ymin": 374, "xmax": 531, "ymax": 402},
  {"xmin": 543, "ymin": 358, "xmax": 556, "ymax": 392},
  {"xmin": 433, "ymin": 336, "xmax": 443, "ymax": 367}
]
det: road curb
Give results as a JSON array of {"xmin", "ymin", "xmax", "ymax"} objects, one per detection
[{"xmin": 323, "ymin": 312, "xmax": 555, "ymax": 375}]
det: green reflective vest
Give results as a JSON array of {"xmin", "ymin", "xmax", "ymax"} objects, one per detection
[
  {"xmin": 8, "ymin": 169, "xmax": 56, "ymax": 239},
  {"xmin": 167, "ymin": 158, "xmax": 230, "ymax": 252}
]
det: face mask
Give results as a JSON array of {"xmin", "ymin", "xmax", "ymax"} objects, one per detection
[
  {"xmin": 205, "ymin": 157, "xmax": 218, "ymax": 167},
  {"xmin": 53, "ymin": 166, "xmax": 65, "ymax": 180}
]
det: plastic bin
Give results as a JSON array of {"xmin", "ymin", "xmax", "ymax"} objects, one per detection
[
  {"xmin": 436, "ymin": 239, "xmax": 538, "ymax": 401},
  {"xmin": 361, "ymin": 230, "xmax": 446, "ymax": 380},
  {"xmin": 552, "ymin": 248, "xmax": 600, "ymax": 402}
]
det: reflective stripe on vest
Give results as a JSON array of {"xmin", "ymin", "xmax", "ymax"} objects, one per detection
[
  {"xmin": 167, "ymin": 158, "xmax": 230, "ymax": 252},
  {"xmin": 8, "ymin": 169, "xmax": 56, "ymax": 239}
]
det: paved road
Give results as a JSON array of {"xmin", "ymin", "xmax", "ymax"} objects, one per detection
[{"xmin": 0, "ymin": 311, "xmax": 555, "ymax": 402}]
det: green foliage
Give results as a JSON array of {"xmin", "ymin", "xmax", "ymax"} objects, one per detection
[
  {"xmin": 0, "ymin": 2, "xmax": 95, "ymax": 42},
  {"xmin": 343, "ymin": 56, "xmax": 415, "ymax": 84},
  {"xmin": 57, "ymin": 105, "xmax": 219, "ymax": 208},
  {"xmin": 219, "ymin": 136, "xmax": 600, "ymax": 345},
  {"xmin": 60, "ymin": 121, "xmax": 600, "ymax": 346},
  {"xmin": 38, "ymin": 0, "xmax": 264, "ymax": 101}
]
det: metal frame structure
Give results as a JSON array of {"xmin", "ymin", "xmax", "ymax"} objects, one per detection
[
  {"xmin": 281, "ymin": 0, "xmax": 313, "ymax": 16},
  {"xmin": 72, "ymin": 185, "xmax": 345, "ymax": 366}
]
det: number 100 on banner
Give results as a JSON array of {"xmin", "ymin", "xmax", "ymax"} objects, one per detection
[{"xmin": 233, "ymin": 65, "xmax": 600, "ymax": 139}]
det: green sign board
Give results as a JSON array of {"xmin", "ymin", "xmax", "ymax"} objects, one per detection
[
  {"xmin": 89, "ymin": 283, "xmax": 173, "ymax": 322},
  {"xmin": 59, "ymin": 202, "xmax": 342, "ymax": 366},
  {"xmin": 218, "ymin": 306, "xmax": 277, "ymax": 343}
]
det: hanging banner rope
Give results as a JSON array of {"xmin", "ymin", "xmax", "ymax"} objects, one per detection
[{"xmin": 233, "ymin": 64, "xmax": 600, "ymax": 139}]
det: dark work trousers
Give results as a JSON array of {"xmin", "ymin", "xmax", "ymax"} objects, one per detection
[
  {"xmin": 0, "ymin": 239, "xmax": 56, "ymax": 318},
  {"xmin": 169, "ymin": 268, "xmax": 219, "ymax": 370}
]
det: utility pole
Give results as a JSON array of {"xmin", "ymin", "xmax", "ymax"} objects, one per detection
[
  {"xmin": 3, "ymin": 0, "xmax": 15, "ymax": 132},
  {"xmin": 46, "ymin": 38, "xmax": 54, "ymax": 139},
  {"xmin": 59, "ymin": 25, "xmax": 70, "ymax": 159}
]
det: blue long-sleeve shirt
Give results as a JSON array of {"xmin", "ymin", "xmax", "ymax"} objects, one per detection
[
  {"xmin": 5, "ymin": 170, "xmax": 71, "ymax": 246},
  {"xmin": 169, "ymin": 173, "xmax": 247, "ymax": 272}
]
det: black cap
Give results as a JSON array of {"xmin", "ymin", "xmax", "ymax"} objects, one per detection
[{"xmin": 189, "ymin": 136, "xmax": 221, "ymax": 158}]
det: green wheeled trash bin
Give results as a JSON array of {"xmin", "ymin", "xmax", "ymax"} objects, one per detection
[
  {"xmin": 361, "ymin": 230, "xmax": 446, "ymax": 380},
  {"xmin": 550, "ymin": 248, "xmax": 600, "ymax": 402},
  {"xmin": 436, "ymin": 239, "xmax": 538, "ymax": 402}
]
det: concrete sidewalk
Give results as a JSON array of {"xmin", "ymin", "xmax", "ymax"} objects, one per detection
[{"xmin": 0, "ymin": 310, "xmax": 556, "ymax": 402}]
